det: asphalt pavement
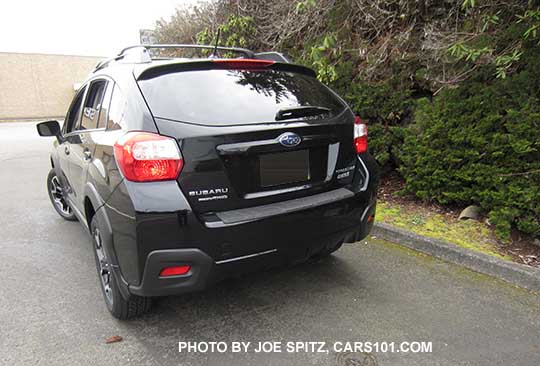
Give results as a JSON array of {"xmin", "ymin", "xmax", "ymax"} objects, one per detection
[{"xmin": 0, "ymin": 122, "xmax": 539, "ymax": 366}]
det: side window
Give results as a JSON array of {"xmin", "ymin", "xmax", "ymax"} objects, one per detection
[
  {"xmin": 79, "ymin": 79, "xmax": 108, "ymax": 130},
  {"xmin": 97, "ymin": 82, "xmax": 114, "ymax": 129},
  {"xmin": 64, "ymin": 86, "xmax": 87, "ymax": 134},
  {"xmin": 107, "ymin": 84, "xmax": 127, "ymax": 131}
]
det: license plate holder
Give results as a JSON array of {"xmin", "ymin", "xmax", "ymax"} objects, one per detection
[{"xmin": 259, "ymin": 150, "xmax": 310, "ymax": 187}]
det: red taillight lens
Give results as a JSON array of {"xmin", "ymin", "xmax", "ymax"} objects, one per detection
[
  {"xmin": 354, "ymin": 116, "xmax": 368, "ymax": 154},
  {"xmin": 114, "ymin": 132, "xmax": 183, "ymax": 182},
  {"xmin": 159, "ymin": 265, "xmax": 191, "ymax": 277},
  {"xmin": 212, "ymin": 59, "xmax": 275, "ymax": 69}
]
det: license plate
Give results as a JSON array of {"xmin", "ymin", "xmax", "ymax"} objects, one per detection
[{"xmin": 259, "ymin": 150, "xmax": 310, "ymax": 187}]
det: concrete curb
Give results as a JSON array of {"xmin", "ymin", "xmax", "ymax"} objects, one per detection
[{"xmin": 372, "ymin": 222, "xmax": 540, "ymax": 292}]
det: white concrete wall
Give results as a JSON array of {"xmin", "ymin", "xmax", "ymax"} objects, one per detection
[{"xmin": 0, "ymin": 52, "xmax": 103, "ymax": 120}]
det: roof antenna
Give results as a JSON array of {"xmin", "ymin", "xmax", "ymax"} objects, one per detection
[{"xmin": 210, "ymin": 28, "xmax": 221, "ymax": 58}]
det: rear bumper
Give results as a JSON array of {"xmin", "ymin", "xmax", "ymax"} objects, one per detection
[
  {"xmin": 104, "ymin": 153, "xmax": 379, "ymax": 298},
  {"xmin": 128, "ymin": 194, "xmax": 376, "ymax": 297}
]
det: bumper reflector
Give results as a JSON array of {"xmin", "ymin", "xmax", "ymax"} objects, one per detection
[{"xmin": 159, "ymin": 265, "xmax": 191, "ymax": 277}]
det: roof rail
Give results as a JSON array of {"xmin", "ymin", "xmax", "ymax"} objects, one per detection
[
  {"xmin": 94, "ymin": 46, "xmax": 154, "ymax": 72},
  {"xmin": 119, "ymin": 44, "xmax": 256, "ymax": 59}
]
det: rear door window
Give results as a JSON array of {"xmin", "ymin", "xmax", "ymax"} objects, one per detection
[
  {"xmin": 137, "ymin": 69, "xmax": 345, "ymax": 125},
  {"xmin": 79, "ymin": 79, "xmax": 108, "ymax": 130}
]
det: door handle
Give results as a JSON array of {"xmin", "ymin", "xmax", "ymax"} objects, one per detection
[
  {"xmin": 64, "ymin": 146, "xmax": 70, "ymax": 155},
  {"xmin": 83, "ymin": 149, "xmax": 92, "ymax": 161}
]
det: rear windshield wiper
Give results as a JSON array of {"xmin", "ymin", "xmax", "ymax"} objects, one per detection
[{"xmin": 275, "ymin": 106, "xmax": 331, "ymax": 121}]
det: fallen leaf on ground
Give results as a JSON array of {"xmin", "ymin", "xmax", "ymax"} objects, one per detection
[{"xmin": 105, "ymin": 335, "xmax": 123, "ymax": 344}]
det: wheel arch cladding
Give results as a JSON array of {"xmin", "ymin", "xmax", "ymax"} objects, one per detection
[{"xmin": 91, "ymin": 204, "xmax": 132, "ymax": 300}]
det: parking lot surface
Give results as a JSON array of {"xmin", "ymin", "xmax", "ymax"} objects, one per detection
[{"xmin": 1, "ymin": 122, "xmax": 539, "ymax": 366}]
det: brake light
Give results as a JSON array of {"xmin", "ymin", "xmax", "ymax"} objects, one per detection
[
  {"xmin": 159, "ymin": 265, "xmax": 191, "ymax": 277},
  {"xmin": 354, "ymin": 116, "xmax": 368, "ymax": 154},
  {"xmin": 114, "ymin": 132, "xmax": 183, "ymax": 182},
  {"xmin": 212, "ymin": 59, "xmax": 275, "ymax": 69}
]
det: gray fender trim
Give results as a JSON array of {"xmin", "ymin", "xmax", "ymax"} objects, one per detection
[
  {"xmin": 83, "ymin": 182, "xmax": 106, "ymax": 218},
  {"xmin": 84, "ymin": 182, "xmax": 132, "ymax": 300}
]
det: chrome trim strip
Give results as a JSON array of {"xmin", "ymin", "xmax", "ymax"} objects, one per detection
[
  {"xmin": 357, "ymin": 156, "xmax": 370, "ymax": 192},
  {"xmin": 216, "ymin": 139, "xmax": 277, "ymax": 155},
  {"xmin": 244, "ymin": 184, "xmax": 311, "ymax": 199},
  {"xmin": 325, "ymin": 142, "xmax": 339, "ymax": 182},
  {"xmin": 215, "ymin": 249, "xmax": 278, "ymax": 265},
  {"xmin": 204, "ymin": 218, "xmax": 257, "ymax": 228},
  {"xmin": 217, "ymin": 134, "xmax": 338, "ymax": 155}
]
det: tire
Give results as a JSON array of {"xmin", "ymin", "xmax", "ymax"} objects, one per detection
[
  {"xmin": 47, "ymin": 169, "xmax": 77, "ymax": 221},
  {"xmin": 91, "ymin": 216, "xmax": 151, "ymax": 319}
]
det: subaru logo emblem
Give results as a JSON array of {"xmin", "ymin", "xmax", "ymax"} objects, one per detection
[{"xmin": 278, "ymin": 132, "xmax": 302, "ymax": 147}]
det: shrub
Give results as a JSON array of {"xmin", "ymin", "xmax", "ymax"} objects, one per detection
[
  {"xmin": 399, "ymin": 50, "xmax": 540, "ymax": 239},
  {"xmin": 153, "ymin": 1, "xmax": 540, "ymax": 239},
  {"xmin": 341, "ymin": 81, "xmax": 413, "ymax": 169}
]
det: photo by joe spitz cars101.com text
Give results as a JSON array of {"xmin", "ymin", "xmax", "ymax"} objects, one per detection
[{"xmin": 37, "ymin": 44, "xmax": 379, "ymax": 319}]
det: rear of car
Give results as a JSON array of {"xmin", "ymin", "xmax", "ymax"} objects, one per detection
[
  {"xmin": 108, "ymin": 59, "xmax": 379, "ymax": 297},
  {"xmin": 40, "ymin": 53, "xmax": 379, "ymax": 319}
]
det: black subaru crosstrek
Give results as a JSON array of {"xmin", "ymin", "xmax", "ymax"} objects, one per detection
[{"xmin": 37, "ymin": 45, "xmax": 379, "ymax": 319}]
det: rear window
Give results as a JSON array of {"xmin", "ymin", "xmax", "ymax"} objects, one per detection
[{"xmin": 137, "ymin": 69, "xmax": 345, "ymax": 125}]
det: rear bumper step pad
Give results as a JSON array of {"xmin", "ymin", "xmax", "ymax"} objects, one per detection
[{"xmin": 215, "ymin": 188, "xmax": 354, "ymax": 225}]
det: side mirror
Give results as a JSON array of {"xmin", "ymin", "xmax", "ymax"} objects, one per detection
[{"xmin": 37, "ymin": 120, "xmax": 61, "ymax": 137}]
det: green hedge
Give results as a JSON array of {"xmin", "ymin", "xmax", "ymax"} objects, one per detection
[
  {"xmin": 341, "ymin": 81, "xmax": 412, "ymax": 169},
  {"xmin": 397, "ymin": 53, "xmax": 540, "ymax": 239}
]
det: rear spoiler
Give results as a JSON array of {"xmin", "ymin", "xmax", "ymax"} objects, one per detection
[
  {"xmin": 97, "ymin": 44, "xmax": 294, "ymax": 72},
  {"xmin": 136, "ymin": 59, "xmax": 317, "ymax": 80}
]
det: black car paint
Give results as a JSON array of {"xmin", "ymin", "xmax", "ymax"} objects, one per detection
[
  {"xmin": 156, "ymin": 112, "xmax": 357, "ymax": 213},
  {"xmin": 45, "ymin": 60, "xmax": 380, "ymax": 299}
]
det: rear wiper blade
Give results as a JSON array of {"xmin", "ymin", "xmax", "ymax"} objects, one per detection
[{"xmin": 275, "ymin": 106, "xmax": 331, "ymax": 121}]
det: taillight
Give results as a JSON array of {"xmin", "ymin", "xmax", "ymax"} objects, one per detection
[
  {"xmin": 354, "ymin": 116, "xmax": 368, "ymax": 154},
  {"xmin": 114, "ymin": 132, "xmax": 183, "ymax": 182}
]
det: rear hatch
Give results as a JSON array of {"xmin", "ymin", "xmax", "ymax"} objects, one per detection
[{"xmin": 136, "ymin": 60, "xmax": 358, "ymax": 216}]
